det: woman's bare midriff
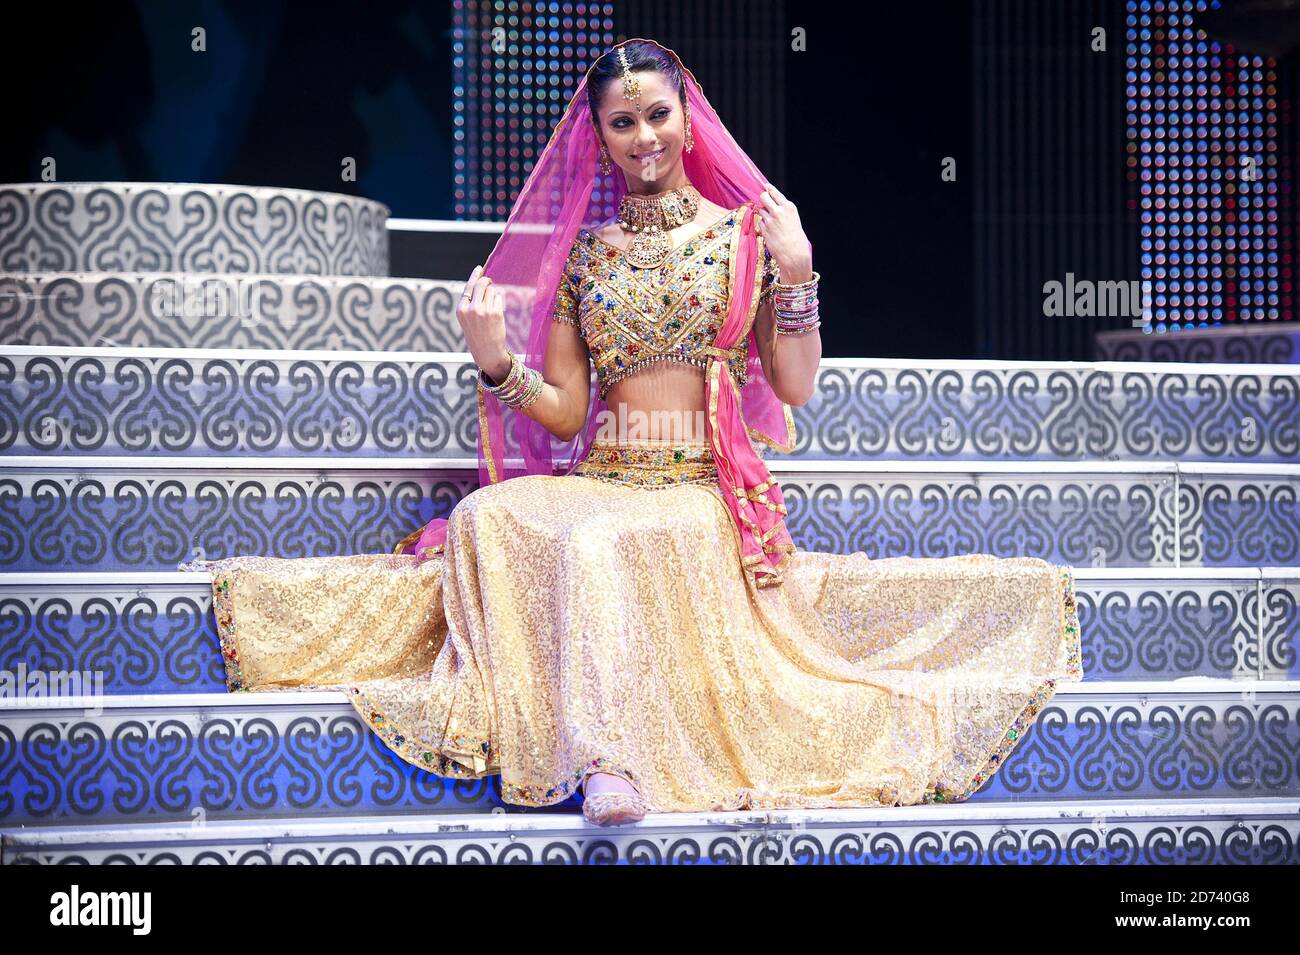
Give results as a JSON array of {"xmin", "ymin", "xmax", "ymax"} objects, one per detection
[{"xmin": 598, "ymin": 361, "xmax": 711, "ymax": 444}]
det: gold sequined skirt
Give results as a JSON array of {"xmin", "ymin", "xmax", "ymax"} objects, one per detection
[{"xmin": 191, "ymin": 437, "xmax": 1083, "ymax": 813}]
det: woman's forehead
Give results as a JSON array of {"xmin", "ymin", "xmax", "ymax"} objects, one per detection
[{"xmin": 597, "ymin": 71, "xmax": 675, "ymax": 116}]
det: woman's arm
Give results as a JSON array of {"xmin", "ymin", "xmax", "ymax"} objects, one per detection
[
  {"xmin": 490, "ymin": 320, "xmax": 591, "ymax": 443},
  {"xmin": 462, "ymin": 265, "xmax": 592, "ymax": 443},
  {"xmin": 752, "ymin": 186, "xmax": 820, "ymax": 406}
]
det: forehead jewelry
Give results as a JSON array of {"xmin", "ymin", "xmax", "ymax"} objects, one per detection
[{"xmin": 617, "ymin": 46, "xmax": 642, "ymax": 113}]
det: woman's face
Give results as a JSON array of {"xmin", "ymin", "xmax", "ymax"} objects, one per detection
[{"xmin": 595, "ymin": 70, "xmax": 684, "ymax": 185}]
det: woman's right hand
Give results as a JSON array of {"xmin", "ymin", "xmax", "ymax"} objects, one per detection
[{"xmin": 457, "ymin": 265, "xmax": 512, "ymax": 383}]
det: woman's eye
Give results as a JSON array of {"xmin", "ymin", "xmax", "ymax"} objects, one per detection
[{"xmin": 614, "ymin": 109, "xmax": 670, "ymax": 129}]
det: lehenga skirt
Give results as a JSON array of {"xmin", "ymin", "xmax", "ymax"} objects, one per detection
[{"xmin": 187, "ymin": 437, "xmax": 1083, "ymax": 813}]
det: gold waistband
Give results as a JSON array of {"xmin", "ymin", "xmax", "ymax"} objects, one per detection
[{"xmin": 574, "ymin": 439, "xmax": 718, "ymax": 489}]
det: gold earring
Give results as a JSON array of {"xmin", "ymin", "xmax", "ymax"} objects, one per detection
[{"xmin": 598, "ymin": 143, "xmax": 612, "ymax": 175}]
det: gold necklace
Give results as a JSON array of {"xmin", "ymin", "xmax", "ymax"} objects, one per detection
[{"xmin": 616, "ymin": 183, "xmax": 702, "ymax": 269}]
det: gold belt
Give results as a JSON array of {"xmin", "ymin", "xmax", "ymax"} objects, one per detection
[{"xmin": 574, "ymin": 439, "xmax": 719, "ymax": 489}]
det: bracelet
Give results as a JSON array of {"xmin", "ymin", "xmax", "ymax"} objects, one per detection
[
  {"xmin": 478, "ymin": 351, "xmax": 543, "ymax": 409},
  {"xmin": 480, "ymin": 352, "xmax": 541, "ymax": 408},
  {"xmin": 776, "ymin": 318, "xmax": 821, "ymax": 336},
  {"xmin": 482, "ymin": 355, "xmax": 542, "ymax": 409},
  {"xmin": 776, "ymin": 288, "xmax": 818, "ymax": 307},
  {"xmin": 773, "ymin": 270, "xmax": 820, "ymax": 294},
  {"xmin": 775, "ymin": 311, "xmax": 821, "ymax": 335},
  {"xmin": 774, "ymin": 269, "xmax": 820, "ymax": 335},
  {"xmin": 775, "ymin": 298, "xmax": 819, "ymax": 320},
  {"xmin": 774, "ymin": 271, "xmax": 819, "ymax": 312}
]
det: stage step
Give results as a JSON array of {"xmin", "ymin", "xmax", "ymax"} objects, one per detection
[
  {"xmin": 0, "ymin": 273, "xmax": 461, "ymax": 351},
  {"xmin": 2, "ymin": 346, "xmax": 1297, "ymax": 464},
  {"xmin": 3, "ymin": 456, "xmax": 1295, "ymax": 570},
  {"xmin": 1, "ymin": 568, "xmax": 1295, "ymax": 693},
  {"xmin": 1097, "ymin": 323, "xmax": 1300, "ymax": 364},
  {"xmin": 0, "ymin": 183, "xmax": 389, "ymax": 277},
  {"xmin": 3, "ymin": 797, "xmax": 1295, "ymax": 864},
  {"xmin": 1, "ymin": 681, "xmax": 1295, "ymax": 830}
]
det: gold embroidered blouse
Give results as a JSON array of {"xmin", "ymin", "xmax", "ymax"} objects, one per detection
[{"xmin": 551, "ymin": 204, "xmax": 780, "ymax": 400}]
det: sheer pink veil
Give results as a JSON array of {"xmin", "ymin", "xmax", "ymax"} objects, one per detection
[{"xmin": 398, "ymin": 37, "xmax": 801, "ymax": 588}]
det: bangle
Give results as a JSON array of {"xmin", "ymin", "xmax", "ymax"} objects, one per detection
[
  {"xmin": 774, "ymin": 271, "xmax": 819, "ymax": 311},
  {"xmin": 773, "ymin": 270, "xmax": 820, "ymax": 294},
  {"xmin": 774, "ymin": 270, "xmax": 820, "ymax": 335},
  {"xmin": 775, "ymin": 298, "xmax": 819, "ymax": 320},
  {"xmin": 776, "ymin": 318, "xmax": 821, "ymax": 336},
  {"xmin": 775, "ymin": 312, "xmax": 821, "ymax": 335},
  {"xmin": 478, "ymin": 351, "xmax": 543, "ymax": 409}
]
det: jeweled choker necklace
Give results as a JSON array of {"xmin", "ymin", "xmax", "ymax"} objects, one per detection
[{"xmin": 615, "ymin": 183, "xmax": 702, "ymax": 269}]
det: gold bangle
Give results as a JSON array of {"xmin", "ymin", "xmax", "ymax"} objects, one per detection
[
  {"xmin": 773, "ymin": 269, "xmax": 820, "ymax": 293},
  {"xmin": 775, "ymin": 319, "xmax": 821, "ymax": 336},
  {"xmin": 479, "ymin": 352, "xmax": 543, "ymax": 410},
  {"xmin": 479, "ymin": 352, "xmax": 521, "ymax": 391}
]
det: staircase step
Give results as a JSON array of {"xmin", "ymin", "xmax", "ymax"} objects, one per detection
[
  {"xmin": 1, "ymin": 681, "xmax": 1295, "ymax": 830},
  {"xmin": 2, "ymin": 568, "xmax": 1295, "ymax": 693},
  {"xmin": 4, "ymin": 456, "xmax": 1296, "ymax": 570},
  {"xmin": 4, "ymin": 796, "xmax": 1295, "ymax": 864},
  {"xmin": 0, "ymin": 274, "xmax": 461, "ymax": 351},
  {"xmin": 3, "ymin": 346, "xmax": 1298, "ymax": 464},
  {"xmin": 0, "ymin": 183, "xmax": 389, "ymax": 277},
  {"xmin": 1097, "ymin": 322, "xmax": 1300, "ymax": 364}
]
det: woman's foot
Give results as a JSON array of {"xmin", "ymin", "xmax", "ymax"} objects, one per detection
[{"xmin": 581, "ymin": 771, "xmax": 648, "ymax": 825}]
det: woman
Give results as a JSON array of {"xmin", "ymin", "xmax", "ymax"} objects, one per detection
[{"xmin": 187, "ymin": 39, "xmax": 1082, "ymax": 827}]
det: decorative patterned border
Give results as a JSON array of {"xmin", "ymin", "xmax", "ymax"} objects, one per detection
[
  {"xmin": 344, "ymin": 685, "xmax": 644, "ymax": 808},
  {"xmin": 209, "ymin": 566, "xmax": 248, "ymax": 692},
  {"xmin": 0, "ymin": 182, "xmax": 388, "ymax": 276},
  {"xmin": 8, "ymin": 806, "xmax": 1294, "ymax": 864},
  {"xmin": 6, "ymin": 353, "xmax": 1295, "ymax": 464},
  {"xmin": 573, "ymin": 440, "xmax": 720, "ymax": 488},
  {"xmin": 5, "ymin": 688, "xmax": 1296, "ymax": 827}
]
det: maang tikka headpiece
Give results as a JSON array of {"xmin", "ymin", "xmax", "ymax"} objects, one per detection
[{"xmin": 618, "ymin": 46, "xmax": 641, "ymax": 113}]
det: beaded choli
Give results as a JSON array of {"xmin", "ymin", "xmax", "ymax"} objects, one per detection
[{"xmin": 551, "ymin": 204, "xmax": 780, "ymax": 401}]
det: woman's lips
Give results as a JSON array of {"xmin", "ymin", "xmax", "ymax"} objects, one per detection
[{"xmin": 634, "ymin": 147, "xmax": 665, "ymax": 161}]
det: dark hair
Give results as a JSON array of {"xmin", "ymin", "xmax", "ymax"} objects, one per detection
[{"xmin": 587, "ymin": 40, "xmax": 686, "ymax": 129}]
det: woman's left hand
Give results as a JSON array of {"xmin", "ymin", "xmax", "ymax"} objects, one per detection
[{"xmin": 755, "ymin": 184, "xmax": 813, "ymax": 283}]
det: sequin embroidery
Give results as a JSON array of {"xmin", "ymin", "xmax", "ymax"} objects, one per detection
[
  {"xmin": 550, "ymin": 205, "xmax": 779, "ymax": 400},
  {"xmin": 573, "ymin": 438, "xmax": 720, "ymax": 489}
]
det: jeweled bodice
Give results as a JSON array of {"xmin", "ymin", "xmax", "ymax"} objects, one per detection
[{"xmin": 551, "ymin": 205, "xmax": 779, "ymax": 400}]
